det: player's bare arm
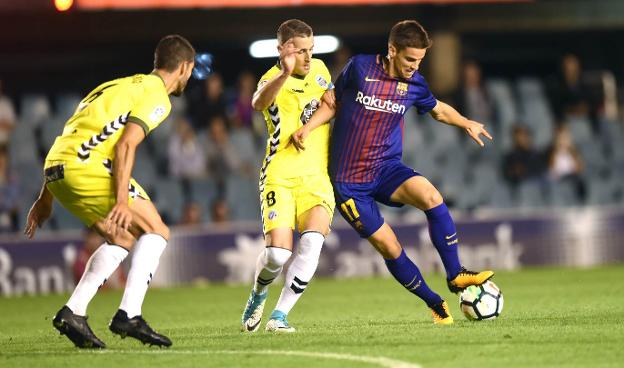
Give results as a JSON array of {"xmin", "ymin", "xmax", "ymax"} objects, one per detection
[
  {"xmin": 105, "ymin": 122, "xmax": 145, "ymax": 235},
  {"xmin": 24, "ymin": 183, "xmax": 54, "ymax": 239},
  {"xmin": 289, "ymin": 89, "xmax": 337, "ymax": 151},
  {"xmin": 252, "ymin": 39, "xmax": 298, "ymax": 111},
  {"xmin": 430, "ymin": 100, "xmax": 493, "ymax": 147}
]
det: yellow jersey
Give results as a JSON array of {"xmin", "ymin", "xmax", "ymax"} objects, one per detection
[
  {"xmin": 258, "ymin": 58, "xmax": 332, "ymax": 183},
  {"xmin": 45, "ymin": 73, "xmax": 171, "ymax": 163}
]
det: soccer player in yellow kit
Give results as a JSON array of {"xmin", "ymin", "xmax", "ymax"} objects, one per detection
[
  {"xmin": 24, "ymin": 35, "xmax": 195, "ymax": 348},
  {"xmin": 241, "ymin": 19, "xmax": 335, "ymax": 333}
]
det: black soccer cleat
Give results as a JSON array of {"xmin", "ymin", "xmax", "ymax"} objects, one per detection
[
  {"xmin": 109, "ymin": 309, "xmax": 172, "ymax": 347},
  {"xmin": 52, "ymin": 306, "xmax": 106, "ymax": 349}
]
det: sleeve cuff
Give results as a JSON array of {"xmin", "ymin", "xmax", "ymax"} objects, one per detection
[{"xmin": 127, "ymin": 116, "xmax": 150, "ymax": 136}]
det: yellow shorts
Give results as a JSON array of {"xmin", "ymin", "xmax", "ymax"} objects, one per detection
[
  {"xmin": 260, "ymin": 174, "xmax": 335, "ymax": 234},
  {"xmin": 44, "ymin": 158, "xmax": 149, "ymax": 227}
]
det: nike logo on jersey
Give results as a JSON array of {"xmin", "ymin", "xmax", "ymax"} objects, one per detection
[
  {"xmin": 364, "ymin": 77, "xmax": 381, "ymax": 82},
  {"xmin": 445, "ymin": 232, "xmax": 457, "ymax": 240}
]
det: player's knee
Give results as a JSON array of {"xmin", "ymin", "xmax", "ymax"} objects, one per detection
[
  {"xmin": 265, "ymin": 247, "xmax": 292, "ymax": 268},
  {"xmin": 424, "ymin": 188, "xmax": 444, "ymax": 209},
  {"xmin": 142, "ymin": 222, "xmax": 169, "ymax": 240},
  {"xmin": 299, "ymin": 232, "xmax": 324, "ymax": 261},
  {"xmin": 109, "ymin": 232, "xmax": 136, "ymax": 250}
]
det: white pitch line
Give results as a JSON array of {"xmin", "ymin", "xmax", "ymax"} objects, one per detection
[{"xmin": 6, "ymin": 349, "xmax": 422, "ymax": 368}]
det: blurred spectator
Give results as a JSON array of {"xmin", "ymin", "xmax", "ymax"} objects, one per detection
[
  {"xmin": 502, "ymin": 125, "xmax": 545, "ymax": 188},
  {"xmin": 0, "ymin": 80, "xmax": 16, "ymax": 146},
  {"xmin": 455, "ymin": 61, "xmax": 494, "ymax": 127},
  {"xmin": 0, "ymin": 146, "xmax": 19, "ymax": 233},
  {"xmin": 206, "ymin": 115, "xmax": 250, "ymax": 179},
  {"xmin": 179, "ymin": 201, "xmax": 203, "ymax": 227},
  {"xmin": 190, "ymin": 73, "xmax": 227, "ymax": 131},
  {"xmin": 229, "ymin": 70, "xmax": 256, "ymax": 130},
  {"xmin": 210, "ymin": 198, "xmax": 230, "ymax": 224},
  {"xmin": 168, "ymin": 117, "xmax": 207, "ymax": 179},
  {"xmin": 547, "ymin": 54, "xmax": 597, "ymax": 130},
  {"xmin": 329, "ymin": 46, "xmax": 352, "ymax": 81},
  {"xmin": 73, "ymin": 229, "xmax": 125, "ymax": 288},
  {"xmin": 545, "ymin": 124, "xmax": 587, "ymax": 201}
]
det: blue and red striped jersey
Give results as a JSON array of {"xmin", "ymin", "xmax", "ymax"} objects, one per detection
[{"xmin": 330, "ymin": 54, "xmax": 437, "ymax": 183}]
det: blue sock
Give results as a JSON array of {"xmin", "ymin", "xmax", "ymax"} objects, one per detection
[
  {"xmin": 425, "ymin": 203, "xmax": 462, "ymax": 280},
  {"xmin": 384, "ymin": 250, "xmax": 442, "ymax": 307}
]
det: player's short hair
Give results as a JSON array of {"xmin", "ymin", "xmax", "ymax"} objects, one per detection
[
  {"xmin": 277, "ymin": 19, "xmax": 313, "ymax": 45},
  {"xmin": 389, "ymin": 20, "xmax": 432, "ymax": 51},
  {"xmin": 154, "ymin": 35, "xmax": 196, "ymax": 72}
]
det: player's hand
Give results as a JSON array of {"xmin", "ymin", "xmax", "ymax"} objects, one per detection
[
  {"xmin": 24, "ymin": 198, "xmax": 53, "ymax": 239},
  {"xmin": 288, "ymin": 125, "xmax": 311, "ymax": 152},
  {"xmin": 465, "ymin": 120, "xmax": 493, "ymax": 147},
  {"xmin": 278, "ymin": 38, "xmax": 298, "ymax": 76},
  {"xmin": 104, "ymin": 202, "xmax": 133, "ymax": 236}
]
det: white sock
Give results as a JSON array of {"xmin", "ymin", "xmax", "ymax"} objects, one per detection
[
  {"xmin": 274, "ymin": 231, "xmax": 324, "ymax": 315},
  {"xmin": 119, "ymin": 233, "xmax": 167, "ymax": 318},
  {"xmin": 253, "ymin": 247, "xmax": 292, "ymax": 294},
  {"xmin": 66, "ymin": 243, "xmax": 128, "ymax": 316}
]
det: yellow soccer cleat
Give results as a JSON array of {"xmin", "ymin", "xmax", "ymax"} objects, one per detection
[
  {"xmin": 447, "ymin": 267, "xmax": 495, "ymax": 294},
  {"xmin": 430, "ymin": 300, "xmax": 454, "ymax": 325}
]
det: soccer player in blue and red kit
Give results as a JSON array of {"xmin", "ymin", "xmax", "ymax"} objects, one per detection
[{"xmin": 291, "ymin": 20, "xmax": 494, "ymax": 324}]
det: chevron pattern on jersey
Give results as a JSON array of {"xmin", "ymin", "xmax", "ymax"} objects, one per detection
[
  {"xmin": 77, "ymin": 112, "xmax": 130, "ymax": 161},
  {"xmin": 259, "ymin": 104, "xmax": 281, "ymax": 233},
  {"xmin": 102, "ymin": 159, "xmax": 113, "ymax": 175}
]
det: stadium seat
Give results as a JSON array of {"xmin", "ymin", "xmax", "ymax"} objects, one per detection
[
  {"xmin": 19, "ymin": 94, "xmax": 51, "ymax": 128},
  {"xmin": 54, "ymin": 93, "xmax": 81, "ymax": 121},
  {"xmin": 51, "ymin": 202, "xmax": 85, "ymax": 230},
  {"xmin": 39, "ymin": 117, "xmax": 65, "ymax": 151},
  {"xmin": 225, "ymin": 174, "xmax": 259, "ymax": 221},
  {"xmin": 517, "ymin": 179, "xmax": 547, "ymax": 208},
  {"xmin": 9, "ymin": 121, "xmax": 38, "ymax": 166},
  {"xmin": 550, "ymin": 178, "xmax": 582, "ymax": 207},
  {"xmin": 152, "ymin": 178, "xmax": 185, "ymax": 224},
  {"xmin": 516, "ymin": 77, "xmax": 554, "ymax": 150},
  {"xmin": 568, "ymin": 116, "xmax": 593, "ymax": 144},
  {"xmin": 485, "ymin": 78, "xmax": 518, "ymax": 150}
]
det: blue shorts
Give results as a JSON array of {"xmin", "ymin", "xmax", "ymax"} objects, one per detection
[{"xmin": 332, "ymin": 161, "xmax": 420, "ymax": 238}]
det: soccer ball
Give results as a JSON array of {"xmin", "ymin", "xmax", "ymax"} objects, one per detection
[{"xmin": 459, "ymin": 280, "xmax": 503, "ymax": 321}]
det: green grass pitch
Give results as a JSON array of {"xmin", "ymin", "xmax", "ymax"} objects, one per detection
[{"xmin": 1, "ymin": 266, "xmax": 623, "ymax": 368}]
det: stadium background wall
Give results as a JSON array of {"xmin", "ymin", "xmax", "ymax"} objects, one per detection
[{"xmin": 1, "ymin": 207, "xmax": 622, "ymax": 297}]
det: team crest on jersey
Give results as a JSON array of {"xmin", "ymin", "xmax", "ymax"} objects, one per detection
[
  {"xmin": 149, "ymin": 106, "xmax": 166, "ymax": 122},
  {"xmin": 300, "ymin": 99, "xmax": 320, "ymax": 124},
  {"xmin": 315, "ymin": 75, "xmax": 328, "ymax": 88},
  {"xmin": 396, "ymin": 82, "xmax": 409, "ymax": 96}
]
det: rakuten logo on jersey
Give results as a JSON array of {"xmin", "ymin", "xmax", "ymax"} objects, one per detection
[{"xmin": 355, "ymin": 91, "xmax": 406, "ymax": 114}]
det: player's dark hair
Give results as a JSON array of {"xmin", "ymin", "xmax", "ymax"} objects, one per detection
[
  {"xmin": 154, "ymin": 35, "xmax": 196, "ymax": 72},
  {"xmin": 389, "ymin": 20, "xmax": 432, "ymax": 51},
  {"xmin": 277, "ymin": 19, "xmax": 313, "ymax": 45}
]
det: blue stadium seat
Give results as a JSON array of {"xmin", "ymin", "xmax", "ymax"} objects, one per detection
[
  {"xmin": 517, "ymin": 179, "xmax": 547, "ymax": 208},
  {"xmin": 152, "ymin": 178, "xmax": 185, "ymax": 224},
  {"xmin": 225, "ymin": 174, "xmax": 259, "ymax": 221},
  {"xmin": 568, "ymin": 116, "xmax": 593, "ymax": 144},
  {"xmin": 550, "ymin": 179, "xmax": 582, "ymax": 207},
  {"xmin": 54, "ymin": 93, "xmax": 81, "ymax": 121},
  {"xmin": 39, "ymin": 117, "xmax": 65, "ymax": 151},
  {"xmin": 516, "ymin": 77, "xmax": 554, "ymax": 150},
  {"xmin": 51, "ymin": 202, "xmax": 85, "ymax": 230},
  {"xmin": 485, "ymin": 78, "xmax": 518, "ymax": 150},
  {"xmin": 19, "ymin": 94, "xmax": 51, "ymax": 128},
  {"xmin": 9, "ymin": 121, "xmax": 38, "ymax": 166}
]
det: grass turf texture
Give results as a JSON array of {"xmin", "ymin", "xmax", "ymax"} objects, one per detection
[{"xmin": 1, "ymin": 266, "xmax": 623, "ymax": 368}]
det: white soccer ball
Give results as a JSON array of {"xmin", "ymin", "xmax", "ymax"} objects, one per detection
[{"xmin": 459, "ymin": 280, "xmax": 504, "ymax": 321}]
